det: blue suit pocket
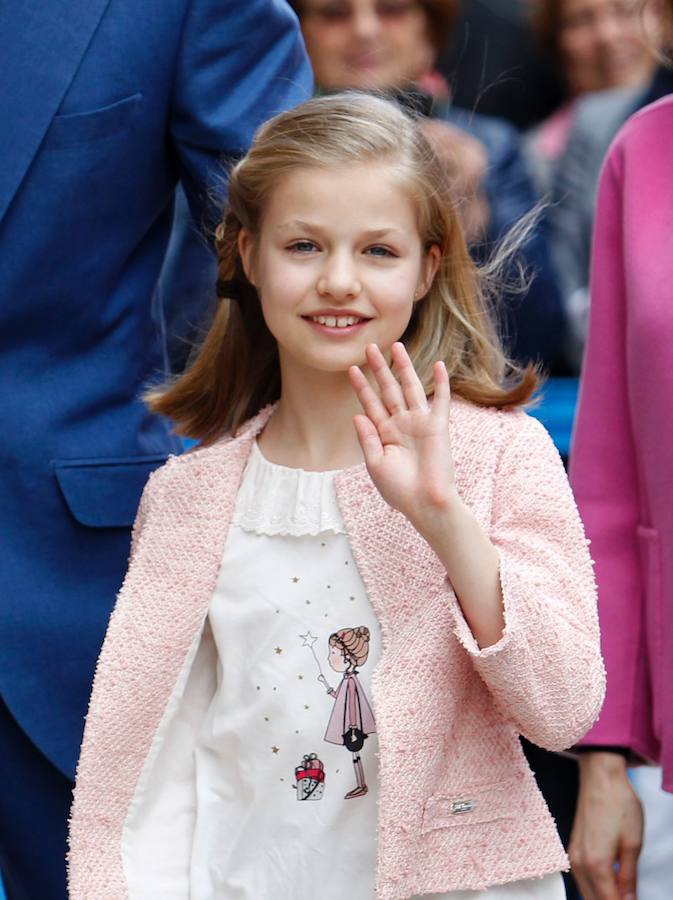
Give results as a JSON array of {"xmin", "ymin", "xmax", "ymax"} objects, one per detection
[
  {"xmin": 53, "ymin": 455, "xmax": 168, "ymax": 527},
  {"xmin": 46, "ymin": 92, "xmax": 143, "ymax": 148}
]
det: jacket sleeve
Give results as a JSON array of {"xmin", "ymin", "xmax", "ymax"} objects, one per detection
[
  {"xmin": 448, "ymin": 414, "xmax": 605, "ymax": 751},
  {"xmin": 569, "ymin": 146, "xmax": 657, "ymax": 759}
]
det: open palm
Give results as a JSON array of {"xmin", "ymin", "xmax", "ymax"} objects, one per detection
[{"xmin": 349, "ymin": 343, "xmax": 455, "ymax": 525}]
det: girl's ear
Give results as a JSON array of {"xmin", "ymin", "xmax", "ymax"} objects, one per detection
[
  {"xmin": 237, "ymin": 228, "xmax": 257, "ymax": 286},
  {"xmin": 416, "ymin": 243, "xmax": 441, "ymax": 300}
]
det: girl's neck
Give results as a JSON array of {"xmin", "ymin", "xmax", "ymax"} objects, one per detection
[{"xmin": 257, "ymin": 366, "xmax": 365, "ymax": 471}]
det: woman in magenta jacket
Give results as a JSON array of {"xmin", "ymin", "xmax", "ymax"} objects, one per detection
[{"xmin": 568, "ymin": 27, "xmax": 673, "ymax": 896}]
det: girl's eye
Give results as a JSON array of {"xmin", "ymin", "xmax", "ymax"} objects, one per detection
[
  {"xmin": 366, "ymin": 245, "xmax": 396, "ymax": 258},
  {"xmin": 288, "ymin": 240, "xmax": 318, "ymax": 253}
]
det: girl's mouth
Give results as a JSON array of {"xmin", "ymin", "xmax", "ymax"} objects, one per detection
[
  {"xmin": 308, "ymin": 315, "xmax": 366, "ymax": 328},
  {"xmin": 303, "ymin": 314, "xmax": 371, "ymax": 335}
]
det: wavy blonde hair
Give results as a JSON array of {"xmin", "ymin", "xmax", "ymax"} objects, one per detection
[{"xmin": 148, "ymin": 93, "xmax": 537, "ymax": 441}]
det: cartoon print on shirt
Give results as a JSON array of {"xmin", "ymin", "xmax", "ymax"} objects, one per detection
[{"xmin": 319, "ymin": 626, "xmax": 376, "ymax": 800}]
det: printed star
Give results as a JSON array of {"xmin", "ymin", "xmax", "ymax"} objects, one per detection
[
  {"xmin": 274, "ymin": 647, "xmax": 283, "ymax": 655},
  {"xmin": 299, "ymin": 631, "xmax": 318, "ymax": 649},
  {"xmin": 292, "ymin": 576, "xmax": 299, "ymax": 583},
  {"xmin": 297, "ymin": 674, "xmax": 304, "ymax": 680},
  {"xmin": 304, "ymin": 704, "xmax": 310, "ymax": 710},
  {"xmin": 271, "ymin": 746, "xmax": 279, "ymax": 754}
]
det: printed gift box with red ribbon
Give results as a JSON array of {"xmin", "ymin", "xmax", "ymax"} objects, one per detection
[{"xmin": 294, "ymin": 753, "xmax": 325, "ymax": 801}]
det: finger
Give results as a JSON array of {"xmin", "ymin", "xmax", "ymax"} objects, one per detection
[
  {"xmin": 391, "ymin": 342, "xmax": 428, "ymax": 410},
  {"xmin": 575, "ymin": 860, "xmax": 621, "ymax": 900},
  {"xmin": 353, "ymin": 414, "xmax": 384, "ymax": 469},
  {"xmin": 365, "ymin": 343, "xmax": 406, "ymax": 415},
  {"xmin": 431, "ymin": 361, "xmax": 451, "ymax": 420},
  {"xmin": 348, "ymin": 365, "xmax": 388, "ymax": 428},
  {"xmin": 616, "ymin": 842, "xmax": 639, "ymax": 900}
]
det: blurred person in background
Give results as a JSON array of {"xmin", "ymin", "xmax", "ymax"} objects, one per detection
[
  {"xmin": 549, "ymin": 5, "xmax": 671, "ymax": 370},
  {"xmin": 526, "ymin": 0, "xmax": 656, "ymax": 192},
  {"xmin": 569, "ymin": 1, "xmax": 673, "ymax": 897},
  {"xmin": 289, "ymin": 0, "xmax": 568, "ymax": 370},
  {"xmin": 0, "ymin": 2, "xmax": 310, "ymax": 897}
]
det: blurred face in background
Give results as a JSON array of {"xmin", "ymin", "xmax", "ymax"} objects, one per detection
[
  {"xmin": 558, "ymin": 0, "xmax": 654, "ymax": 95},
  {"xmin": 298, "ymin": 0, "xmax": 435, "ymax": 90}
]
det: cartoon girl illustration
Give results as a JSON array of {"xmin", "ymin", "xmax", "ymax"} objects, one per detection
[{"xmin": 318, "ymin": 626, "xmax": 376, "ymax": 800}]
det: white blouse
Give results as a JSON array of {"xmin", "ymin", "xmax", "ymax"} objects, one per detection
[{"xmin": 122, "ymin": 443, "xmax": 566, "ymax": 900}]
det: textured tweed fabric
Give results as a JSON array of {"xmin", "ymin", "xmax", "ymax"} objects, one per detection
[{"xmin": 68, "ymin": 400, "xmax": 605, "ymax": 899}]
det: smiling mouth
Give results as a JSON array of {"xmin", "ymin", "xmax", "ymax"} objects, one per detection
[{"xmin": 306, "ymin": 315, "xmax": 369, "ymax": 328}]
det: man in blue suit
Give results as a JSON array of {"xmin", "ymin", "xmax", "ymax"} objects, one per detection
[{"xmin": 0, "ymin": 2, "xmax": 311, "ymax": 896}]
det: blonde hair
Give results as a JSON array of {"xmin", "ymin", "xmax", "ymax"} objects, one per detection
[
  {"xmin": 329, "ymin": 626, "xmax": 371, "ymax": 668},
  {"xmin": 148, "ymin": 93, "xmax": 537, "ymax": 441}
]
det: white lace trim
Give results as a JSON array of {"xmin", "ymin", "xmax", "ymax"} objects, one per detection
[{"xmin": 233, "ymin": 442, "xmax": 345, "ymax": 536}]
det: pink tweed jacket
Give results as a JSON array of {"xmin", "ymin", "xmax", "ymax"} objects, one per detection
[{"xmin": 69, "ymin": 400, "xmax": 605, "ymax": 899}]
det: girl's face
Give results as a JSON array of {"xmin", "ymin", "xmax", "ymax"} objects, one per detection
[
  {"xmin": 558, "ymin": 0, "xmax": 653, "ymax": 95},
  {"xmin": 299, "ymin": 0, "xmax": 434, "ymax": 91},
  {"xmin": 328, "ymin": 642, "xmax": 349, "ymax": 672},
  {"xmin": 238, "ymin": 161, "xmax": 439, "ymax": 381}
]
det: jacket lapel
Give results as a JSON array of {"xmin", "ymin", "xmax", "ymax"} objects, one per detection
[{"xmin": 0, "ymin": 0, "xmax": 111, "ymax": 225}]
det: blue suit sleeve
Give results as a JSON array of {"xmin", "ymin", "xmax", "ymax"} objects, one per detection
[
  {"xmin": 170, "ymin": 0, "xmax": 312, "ymax": 229},
  {"xmin": 160, "ymin": 0, "xmax": 312, "ymax": 371}
]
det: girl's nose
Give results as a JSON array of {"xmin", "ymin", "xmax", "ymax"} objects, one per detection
[{"xmin": 317, "ymin": 255, "xmax": 362, "ymax": 299}]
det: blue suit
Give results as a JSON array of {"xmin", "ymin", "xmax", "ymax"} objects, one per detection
[{"xmin": 0, "ymin": 1, "xmax": 310, "ymax": 895}]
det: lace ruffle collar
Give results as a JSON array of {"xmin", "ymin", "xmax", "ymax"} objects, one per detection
[{"xmin": 233, "ymin": 441, "xmax": 345, "ymax": 536}]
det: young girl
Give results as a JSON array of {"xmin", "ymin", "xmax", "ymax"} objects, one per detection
[{"xmin": 68, "ymin": 94, "xmax": 604, "ymax": 900}]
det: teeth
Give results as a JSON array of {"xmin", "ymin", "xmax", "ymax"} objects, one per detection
[{"xmin": 311, "ymin": 315, "xmax": 363, "ymax": 328}]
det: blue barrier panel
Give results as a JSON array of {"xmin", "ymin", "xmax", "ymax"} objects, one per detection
[{"xmin": 528, "ymin": 377, "xmax": 579, "ymax": 460}]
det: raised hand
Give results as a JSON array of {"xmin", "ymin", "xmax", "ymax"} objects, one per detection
[
  {"xmin": 348, "ymin": 342, "xmax": 456, "ymax": 530},
  {"xmin": 351, "ymin": 343, "xmax": 505, "ymax": 649}
]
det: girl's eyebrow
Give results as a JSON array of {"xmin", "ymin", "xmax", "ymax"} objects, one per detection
[{"xmin": 276, "ymin": 220, "xmax": 406, "ymax": 240}]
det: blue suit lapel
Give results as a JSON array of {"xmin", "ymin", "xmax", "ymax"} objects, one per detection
[{"xmin": 0, "ymin": 0, "xmax": 111, "ymax": 225}]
